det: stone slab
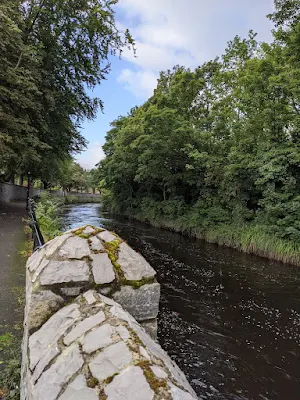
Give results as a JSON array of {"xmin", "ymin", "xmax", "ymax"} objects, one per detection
[
  {"xmin": 32, "ymin": 344, "xmax": 83, "ymax": 400},
  {"xmin": 140, "ymin": 319, "xmax": 158, "ymax": 340},
  {"xmin": 89, "ymin": 236, "xmax": 105, "ymax": 251},
  {"xmin": 44, "ymin": 234, "xmax": 72, "ymax": 258},
  {"xmin": 39, "ymin": 260, "xmax": 90, "ymax": 285},
  {"xmin": 112, "ymin": 283, "xmax": 160, "ymax": 321},
  {"xmin": 105, "ymin": 296, "xmax": 196, "ymax": 397},
  {"xmin": 82, "ymin": 226, "xmax": 96, "ymax": 235},
  {"xmin": 64, "ymin": 310, "xmax": 106, "ymax": 345},
  {"xmin": 27, "ymin": 248, "xmax": 45, "ymax": 272},
  {"xmin": 97, "ymin": 230, "xmax": 116, "ymax": 243},
  {"xmin": 168, "ymin": 382, "xmax": 196, "ymax": 400},
  {"xmin": 83, "ymin": 290, "xmax": 97, "ymax": 304},
  {"xmin": 32, "ymin": 259, "xmax": 49, "ymax": 283},
  {"xmin": 81, "ymin": 323, "xmax": 115, "ymax": 354},
  {"xmin": 139, "ymin": 346, "xmax": 151, "ymax": 361},
  {"xmin": 91, "ymin": 253, "xmax": 115, "ymax": 284},
  {"xmin": 151, "ymin": 366, "xmax": 168, "ymax": 379},
  {"xmin": 32, "ymin": 344, "xmax": 60, "ymax": 383},
  {"xmin": 104, "ymin": 366, "xmax": 154, "ymax": 400},
  {"xmin": 29, "ymin": 304, "xmax": 80, "ymax": 370},
  {"xmin": 58, "ymin": 236, "xmax": 91, "ymax": 259},
  {"xmin": 89, "ymin": 341, "xmax": 132, "ymax": 381},
  {"xmin": 117, "ymin": 242, "xmax": 156, "ymax": 281},
  {"xmin": 27, "ymin": 290, "xmax": 64, "ymax": 332},
  {"xmin": 58, "ymin": 375, "xmax": 98, "ymax": 400},
  {"xmin": 116, "ymin": 325, "xmax": 130, "ymax": 341}
]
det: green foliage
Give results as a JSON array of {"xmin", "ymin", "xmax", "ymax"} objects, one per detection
[
  {"xmin": 0, "ymin": 1, "xmax": 133, "ymax": 183},
  {"xmin": 0, "ymin": 333, "xmax": 14, "ymax": 352},
  {"xmin": 0, "ymin": 333, "xmax": 21, "ymax": 400},
  {"xmin": 35, "ymin": 192, "xmax": 62, "ymax": 241},
  {"xmin": 99, "ymin": 2, "xmax": 300, "ymax": 264}
]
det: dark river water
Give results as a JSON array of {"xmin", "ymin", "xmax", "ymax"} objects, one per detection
[{"xmin": 61, "ymin": 203, "xmax": 300, "ymax": 400}]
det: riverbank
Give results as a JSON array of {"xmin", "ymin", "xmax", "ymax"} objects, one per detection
[{"xmin": 120, "ymin": 211, "xmax": 300, "ymax": 267}]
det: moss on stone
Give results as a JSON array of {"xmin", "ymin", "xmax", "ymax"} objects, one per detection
[
  {"xmin": 78, "ymin": 233, "xmax": 90, "ymax": 239},
  {"xmin": 99, "ymin": 389, "xmax": 108, "ymax": 400},
  {"xmin": 103, "ymin": 372, "xmax": 119, "ymax": 385},
  {"xmin": 103, "ymin": 240, "xmax": 121, "ymax": 258},
  {"xmin": 74, "ymin": 227, "xmax": 85, "ymax": 235},
  {"xmin": 122, "ymin": 276, "xmax": 156, "ymax": 289},
  {"xmin": 103, "ymin": 238, "xmax": 157, "ymax": 289},
  {"xmin": 128, "ymin": 328, "xmax": 143, "ymax": 346},
  {"xmin": 103, "ymin": 240, "xmax": 126, "ymax": 285},
  {"xmin": 137, "ymin": 361, "xmax": 168, "ymax": 392},
  {"xmin": 87, "ymin": 377, "xmax": 98, "ymax": 388}
]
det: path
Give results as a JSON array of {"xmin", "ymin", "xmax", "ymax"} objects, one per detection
[{"xmin": 0, "ymin": 202, "xmax": 26, "ymax": 335}]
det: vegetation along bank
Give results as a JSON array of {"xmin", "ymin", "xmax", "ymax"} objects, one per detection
[{"xmin": 99, "ymin": 2, "xmax": 300, "ymax": 266}]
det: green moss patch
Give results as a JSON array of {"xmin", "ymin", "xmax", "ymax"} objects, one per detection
[
  {"xmin": 137, "ymin": 361, "xmax": 168, "ymax": 392},
  {"xmin": 87, "ymin": 377, "xmax": 99, "ymax": 388},
  {"xmin": 104, "ymin": 240, "xmax": 156, "ymax": 289},
  {"xmin": 103, "ymin": 372, "xmax": 119, "ymax": 385}
]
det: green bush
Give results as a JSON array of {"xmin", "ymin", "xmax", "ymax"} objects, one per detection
[{"xmin": 35, "ymin": 192, "xmax": 62, "ymax": 241}]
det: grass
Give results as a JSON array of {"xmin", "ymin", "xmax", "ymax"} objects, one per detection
[
  {"xmin": 0, "ymin": 333, "xmax": 21, "ymax": 399},
  {"xmin": 125, "ymin": 210, "xmax": 300, "ymax": 266}
]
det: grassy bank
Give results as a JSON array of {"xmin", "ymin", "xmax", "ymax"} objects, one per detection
[{"xmin": 122, "ymin": 208, "xmax": 300, "ymax": 267}]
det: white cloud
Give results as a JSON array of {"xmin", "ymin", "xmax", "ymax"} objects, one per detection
[
  {"xmin": 122, "ymin": 41, "xmax": 196, "ymax": 71},
  {"xmin": 76, "ymin": 142, "xmax": 105, "ymax": 170},
  {"xmin": 118, "ymin": 68, "xmax": 158, "ymax": 98},
  {"xmin": 117, "ymin": 0, "xmax": 274, "ymax": 99}
]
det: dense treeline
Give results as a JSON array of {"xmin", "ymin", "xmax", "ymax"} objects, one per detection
[
  {"xmin": 58, "ymin": 159, "xmax": 100, "ymax": 193},
  {"xmin": 100, "ymin": 0, "xmax": 300, "ymax": 264},
  {"xmin": 0, "ymin": 0, "xmax": 133, "ymax": 185}
]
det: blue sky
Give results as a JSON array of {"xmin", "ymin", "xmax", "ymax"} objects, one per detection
[{"xmin": 77, "ymin": 0, "xmax": 274, "ymax": 169}]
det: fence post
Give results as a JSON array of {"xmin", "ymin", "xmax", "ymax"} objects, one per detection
[{"xmin": 28, "ymin": 198, "xmax": 45, "ymax": 251}]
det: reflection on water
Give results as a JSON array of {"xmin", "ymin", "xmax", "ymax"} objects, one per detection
[{"xmin": 62, "ymin": 203, "xmax": 300, "ymax": 400}]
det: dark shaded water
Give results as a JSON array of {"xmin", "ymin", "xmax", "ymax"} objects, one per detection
[{"xmin": 62, "ymin": 203, "xmax": 300, "ymax": 400}]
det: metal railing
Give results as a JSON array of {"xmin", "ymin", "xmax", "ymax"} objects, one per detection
[{"xmin": 27, "ymin": 198, "xmax": 45, "ymax": 252}]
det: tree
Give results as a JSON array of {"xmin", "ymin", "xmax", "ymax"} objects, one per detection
[
  {"xmin": 99, "ymin": 0, "xmax": 300, "ymax": 242},
  {"xmin": 0, "ymin": 1, "xmax": 45, "ymax": 181},
  {"xmin": 0, "ymin": 0, "xmax": 134, "ymax": 182}
]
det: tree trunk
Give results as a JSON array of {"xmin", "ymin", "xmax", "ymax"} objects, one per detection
[{"xmin": 42, "ymin": 180, "xmax": 49, "ymax": 190}]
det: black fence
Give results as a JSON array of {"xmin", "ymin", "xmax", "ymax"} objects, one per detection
[{"xmin": 27, "ymin": 198, "xmax": 45, "ymax": 252}]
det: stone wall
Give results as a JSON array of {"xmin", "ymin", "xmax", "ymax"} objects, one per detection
[
  {"xmin": 21, "ymin": 226, "xmax": 197, "ymax": 399},
  {"xmin": 0, "ymin": 182, "xmax": 27, "ymax": 203},
  {"xmin": 0, "ymin": 183, "xmax": 100, "ymax": 203}
]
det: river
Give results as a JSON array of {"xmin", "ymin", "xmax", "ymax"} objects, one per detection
[{"xmin": 61, "ymin": 203, "xmax": 300, "ymax": 400}]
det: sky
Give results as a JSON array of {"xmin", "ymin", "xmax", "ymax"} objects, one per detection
[{"xmin": 77, "ymin": 0, "xmax": 275, "ymax": 169}]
